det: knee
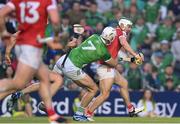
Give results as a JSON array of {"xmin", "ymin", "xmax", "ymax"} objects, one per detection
[{"xmin": 89, "ymin": 84, "xmax": 98, "ymax": 94}]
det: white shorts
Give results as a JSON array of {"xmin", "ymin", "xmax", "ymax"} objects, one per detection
[
  {"xmin": 97, "ymin": 65, "xmax": 116, "ymax": 80},
  {"xmin": 53, "ymin": 54, "xmax": 86, "ymax": 80},
  {"xmin": 15, "ymin": 45, "xmax": 43, "ymax": 69}
]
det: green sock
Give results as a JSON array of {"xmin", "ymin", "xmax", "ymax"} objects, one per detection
[{"xmin": 76, "ymin": 106, "xmax": 84, "ymax": 115}]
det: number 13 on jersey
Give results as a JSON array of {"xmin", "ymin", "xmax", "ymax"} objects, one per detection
[{"xmin": 19, "ymin": 1, "xmax": 40, "ymax": 24}]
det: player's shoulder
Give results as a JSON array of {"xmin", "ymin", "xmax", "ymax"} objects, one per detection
[{"xmin": 116, "ymin": 27, "xmax": 127, "ymax": 38}]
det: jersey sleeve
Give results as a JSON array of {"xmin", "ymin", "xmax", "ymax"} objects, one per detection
[
  {"xmin": 7, "ymin": 0, "xmax": 16, "ymax": 10},
  {"xmin": 46, "ymin": 0, "xmax": 57, "ymax": 11}
]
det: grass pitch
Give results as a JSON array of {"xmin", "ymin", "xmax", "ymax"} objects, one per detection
[{"xmin": 0, "ymin": 117, "xmax": 180, "ymax": 123}]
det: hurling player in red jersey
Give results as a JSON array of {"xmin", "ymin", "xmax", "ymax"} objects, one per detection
[
  {"xmin": 0, "ymin": 0, "xmax": 67, "ymax": 123},
  {"xmin": 86, "ymin": 18, "xmax": 144, "ymax": 120}
]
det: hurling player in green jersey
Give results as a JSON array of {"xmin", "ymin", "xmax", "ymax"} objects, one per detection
[{"xmin": 54, "ymin": 27, "xmax": 118, "ymax": 121}]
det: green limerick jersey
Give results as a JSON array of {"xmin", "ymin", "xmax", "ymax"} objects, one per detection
[{"xmin": 69, "ymin": 34, "xmax": 111, "ymax": 68}]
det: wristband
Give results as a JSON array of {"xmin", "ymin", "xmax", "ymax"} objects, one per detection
[{"xmin": 130, "ymin": 57, "xmax": 135, "ymax": 62}]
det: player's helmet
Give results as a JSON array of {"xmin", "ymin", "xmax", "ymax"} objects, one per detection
[
  {"xmin": 101, "ymin": 27, "xmax": 116, "ymax": 45},
  {"xmin": 118, "ymin": 18, "xmax": 133, "ymax": 31}
]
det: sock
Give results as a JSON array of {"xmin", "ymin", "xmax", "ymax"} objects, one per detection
[
  {"xmin": 47, "ymin": 108, "xmax": 60, "ymax": 121},
  {"xmin": 86, "ymin": 110, "xmax": 93, "ymax": 116},
  {"xmin": 76, "ymin": 106, "xmax": 85, "ymax": 115},
  {"xmin": 47, "ymin": 108, "xmax": 56, "ymax": 117},
  {"xmin": 127, "ymin": 104, "xmax": 134, "ymax": 112}
]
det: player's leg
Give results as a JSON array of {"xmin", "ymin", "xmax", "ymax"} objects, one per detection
[
  {"xmin": 0, "ymin": 61, "xmax": 36, "ymax": 100},
  {"xmin": 37, "ymin": 71, "xmax": 64, "ymax": 113},
  {"xmin": 114, "ymin": 70, "xmax": 144, "ymax": 116},
  {"xmin": 114, "ymin": 70, "xmax": 131, "ymax": 107},
  {"xmin": 86, "ymin": 77, "xmax": 114, "ymax": 116},
  {"xmin": 49, "ymin": 71, "xmax": 63, "ymax": 96},
  {"xmin": 75, "ymin": 74, "xmax": 98, "ymax": 107},
  {"xmin": 12, "ymin": 71, "xmax": 63, "ymax": 98},
  {"xmin": 72, "ymin": 74, "xmax": 98, "ymax": 121},
  {"xmin": 85, "ymin": 65, "xmax": 115, "ymax": 120},
  {"xmin": 0, "ymin": 90, "xmax": 16, "ymax": 100},
  {"xmin": 36, "ymin": 63, "xmax": 67, "ymax": 123}
]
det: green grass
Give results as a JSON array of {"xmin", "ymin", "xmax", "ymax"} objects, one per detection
[{"xmin": 0, "ymin": 117, "xmax": 180, "ymax": 123}]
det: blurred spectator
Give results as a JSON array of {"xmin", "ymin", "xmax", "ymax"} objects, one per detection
[
  {"xmin": 156, "ymin": 17, "xmax": 176, "ymax": 42},
  {"xmin": 5, "ymin": 66, "xmax": 14, "ymax": 79},
  {"xmin": 85, "ymin": 1, "xmax": 106, "ymax": 29},
  {"xmin": 160, "ymin": 40, "xmax": 175, "ymax": 69},
  {"xmin": 144, "ymin": 0, "xmax": 160, "ymax": 34},
  {"xmin": 128, "ymin": 4, "xmax": 141, "ymax": 23},
  {"xmin": 125, "ymin": 63, "xmax": 143, "ymax": 90},
  {"xmin": 79, "ymin": 18, "xmax": 87, "ymax": 27},
  {"xmin": 136, "ymin": 0, "xmax": 146, "ymax": 11},
  {"xmin": 137, "ymin": 89, "xmax": 159, "ymax": 117},
  {"xmin": 140, "ymin": 34, "xmax": 153, "ymax": 62},
  {"xmin": 112, "ymin": 0, "xmax": 124, "ymax": 12},
  {"xmin": 168, "ymin": 0, "xmax": 180, "ymax": 17},
  {"xmin": 96, "ymin": 0, "xmax": 112, "ymax": 14},
  {"xmin": 142, "ymin": 63, "xmax": 152, "ymax": 88},
  {"xmin": 151, "ymin": 51, "xmax": 163, "ymax": 72},
  {"xmin": 107, "ymin": 8, "xmax": 122, "ymax": 27},
  {"xmin": 159, "ymin": 65, "xmax": 179, "ymax": 87},
  {"xmin": 95, "ymin": 22, "xmax": 104, "ymax": 35},
  {"xmin": 66, "ymin": 1, "xmax": 85, "ymax": 25},
  {"xmin": 164, "ymin": 78, "xmax": 175, "ymax": 91},
  {"xmin": 81, "ymin": 26, "xmax": 94, "ymax": 40},
  {"xmin": 0, "ymin": 52, "xmax": 6, "ymax": 79},
  {"xmin": 171, "ymin": 28, "xmax": 180, "ymax": 76},
  {"xmin": 145, "ymin": 67, "xmax": 162, "ymax": 91},
  {"xmin": 59, "ymin": 15, "xmax": 72, "ymax": 45},
  {"xmin": 144, "ymin": 0, "xmax": 160, "ymax": 23},
  {"xmin": 175, "ymin": 85, "xmax": 180, "ymax": 92},
  {"xmin": 175, "ymin": 17, "xmax": 180, "ymax": 31},
  {"xmin": 130, "ymin": 16, "xmax": 149, "ymax": 51},
  {"xmin": 159, "ymin": 0, "xmax": 171, "ymax": 20}
]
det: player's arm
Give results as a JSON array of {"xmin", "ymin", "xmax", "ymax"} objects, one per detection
[
  {"xmin": 119, "ymin": 36, "xmax": 144, "ymax": 61},
  {"xmin": 0, "ymin": 3, "xmax": 14, "ymax": 36},
  {"xmin": 103, "ymin": 52, "xmax": 118, "ymax": 67},
  {"xmin": 0, "ymin": 2, "xmax": 18, "ymax": 65},
  {"xmin": 5, "ymin": 31, "xmax": 20, "ymax": 65},
  {"xmin": 119, "ymin": 36, "xmax": 137, "ymax": 56}
]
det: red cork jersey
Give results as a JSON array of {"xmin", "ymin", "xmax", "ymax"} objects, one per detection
[{"xmin": 7, "ymin": 0, "xmax": 57, "ymax": 48}]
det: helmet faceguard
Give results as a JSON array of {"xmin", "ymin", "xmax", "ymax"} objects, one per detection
[{"xmin": 101, "ymin": 27, "xmax": 116, "ymax": 45}]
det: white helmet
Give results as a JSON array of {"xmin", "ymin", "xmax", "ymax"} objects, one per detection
[
  {"xmin": 101, "ymin": 27, "xmax": 116, "ymax": 45},
  {"xmin": 118, "ymin": 18, "xmax": 132, "ymax": 28}
]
